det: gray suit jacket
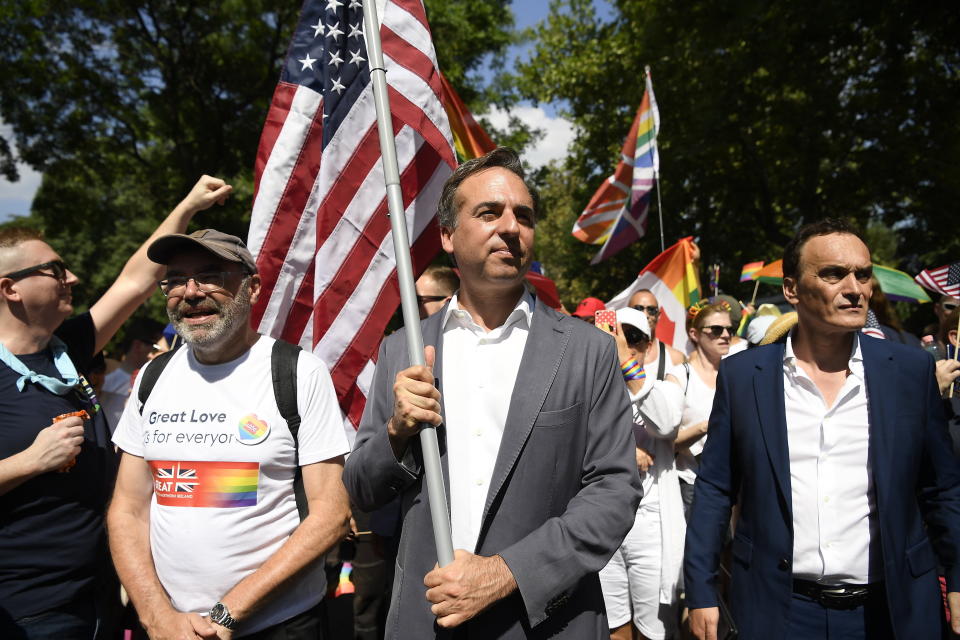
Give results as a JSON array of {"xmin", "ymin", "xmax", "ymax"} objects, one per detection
[{"xmin": 343, "ymin": 299, "xmax": 641, "ymax": 639}]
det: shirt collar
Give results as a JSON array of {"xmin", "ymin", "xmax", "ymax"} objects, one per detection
[
  {"xmin": 442, "ymin": 290, "xmax": 535, "ymax": 333},
  {"xmin": 784, "ymin": 328, "xmax": 864, "ymax": 380}
]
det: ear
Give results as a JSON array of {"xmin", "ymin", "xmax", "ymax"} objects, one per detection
[
  {"xmin": 440, "ymin": 225, "xmax": 455, "ymax": 256},
  {"xmin": 247, "ymin": 273, "xmax": 262, "ymax": 306},
  {"xmin": 783, "ymin": 276, "xmax": 799, "ymax": 306},
  {"xmin": 688, "ymin": 326, "xmax": 698, "ymax": 345},
  {"xmin": 0, "ymin": 277, "xmax": 22, "ymax": 304}
]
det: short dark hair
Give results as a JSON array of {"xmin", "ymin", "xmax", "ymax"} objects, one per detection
[
  {"xmin": 436, "ymin": 147, "xmax": 540, "ymax": 229},
  {"xmin": 782, "ymin": 218, "xmax": 866, "ymax": 279},
  {"xmin": 120, "ymin": 319, "xmax": 165, "ymax": 353},
  {"xmin": 422, "ymin": 265, "xmax": 459, "ymax": 296}
]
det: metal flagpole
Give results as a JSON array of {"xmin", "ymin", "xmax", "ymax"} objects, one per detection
[
  {"xmin": 646, "ymin": 66, "xmax": 665, "ymax": 254},
  {"xmin": 362, "ymin": 0, "xmax": 455, "ymax": 567}
]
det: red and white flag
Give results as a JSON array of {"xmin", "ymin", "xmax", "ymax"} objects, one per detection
[{"xmin": 247, "ymin": 0, "xmax": 456, "ymax": 444}]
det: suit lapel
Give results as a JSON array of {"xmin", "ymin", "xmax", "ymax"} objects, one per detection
[
  {"xmin": 420, "ymin": 309, "xmax": 451, "ymax": 504},
  {"xmin": 754, "ymin": 342, "xmax": 792, "ymax": 515},
  {"xmin": 478, "ymin": 301, "xmax": 569, "ymax": 536},
  {"xmin": 859, "ymin": 336, "xmax": 896, "ymax": 506}
]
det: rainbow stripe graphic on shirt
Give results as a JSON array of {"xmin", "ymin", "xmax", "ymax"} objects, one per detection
[{"xmin": 149, "ymin": 460, "xmax": 259, "ymax": 508}]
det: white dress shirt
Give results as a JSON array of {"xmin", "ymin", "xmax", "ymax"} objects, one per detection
[
  {"xmin": 784, "ymin": 331, "xmax": 880, "ymax": 584},
  {"xmin": 441, "ymin": 291, "xmax": 534, "ymax": 552}
]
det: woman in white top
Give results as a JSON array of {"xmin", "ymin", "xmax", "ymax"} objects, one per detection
[
  {"xmin": 676, "ymin": 301, "xmax": 735, "ymax": 518},
  {"xmin": 597, "ymin": 307, "xmax": 685, "ymax": 640}
]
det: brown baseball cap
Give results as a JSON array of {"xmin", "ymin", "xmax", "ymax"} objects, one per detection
[{"xmin": 148, "ymin": 229, "xmax": 257, "ymax": 273}]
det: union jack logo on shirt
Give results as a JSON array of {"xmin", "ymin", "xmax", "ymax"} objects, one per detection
[{"xmin": 156, "ymin": 463, "xmax": 199, "ymax": 492}]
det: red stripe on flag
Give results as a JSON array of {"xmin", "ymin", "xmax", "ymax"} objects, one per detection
[
  {"xmin": 381, "ymin": 26, "xmax": 442, "ymax": 102},
  {"xmin": 388, "ymin": 86, "xmax": 457, "ymax": 170},
  {"xmin": 308, "ymin": 143, "xmax": 443, "ymax": 344},
  {"xmin": 391, "ymin": 0, "xmax": 431, "ymax": 33},
  {"xmin": 251, "ymin": 95, "xmax": 326, "ymax": 329},
  {"xmin": 252, "ymin": 82, "xmax": 299, "ymax": 200},
  {"xmin": 330, "ymin": 218, "xmax": 442, "ymax": 419}
]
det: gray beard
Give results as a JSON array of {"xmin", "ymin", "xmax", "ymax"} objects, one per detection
[{"xmin": 169, "ymin": 279, "xmax": 252, "ymax": 348}]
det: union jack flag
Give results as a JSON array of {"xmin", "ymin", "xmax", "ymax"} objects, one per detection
[
  {"xmin": 247, "ymin": 0, "xmax": 456, "ymax": 444},
  {"xmin": 915, "ymin": 262, "xmax": 960, "ymax": 299},
  {"xmin": 156, "ymin": 463, "xmax": 199, "ymax": 493}
]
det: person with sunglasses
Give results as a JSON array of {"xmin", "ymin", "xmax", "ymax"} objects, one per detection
[
  {"xmin": 596, "ymin": 307, "xmax": 685, "ymax": 640},
  {"xmin": 415, "ymin": 265, "xmax": 459, "ymax": 319},
  {"xmin": 0, "ymin": 175, "xmax": 231, "ymax": 639},
  {"xmin": 627, "ymin": 289, "xmax": 686, "ymax": 374},
  {"xmin": 674, "ymin": 300, "xmax": 734, "ymax": 520}
]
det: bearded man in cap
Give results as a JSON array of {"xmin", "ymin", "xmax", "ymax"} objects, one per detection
[{"xmin": 108, "ymin": 226, "xmax": 351, "ymax": 639}]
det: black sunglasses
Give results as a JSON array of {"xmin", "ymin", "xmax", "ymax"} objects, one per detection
[
  {"xmin": 2, "ymin": 259, "xmax": 69, "ymax": 282},
  {"xmin": 417, "ymin": 295, "xmax": 447, "ymax": 305},
  {"xmin": 701, "ymin": 325, "xmax": 735, "ymax": 338},
  {"xmin": 631, "ymin": 304, "xmax": 660, "ymax": 316},
  {"xmin": 623, "ymin": 325, "xmax": 650, "ymax": 346}
]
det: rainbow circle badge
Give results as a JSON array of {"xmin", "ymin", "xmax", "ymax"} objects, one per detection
[{"xmin": 238, "ymin": 414, "xmax": 270, "ymax": 445}]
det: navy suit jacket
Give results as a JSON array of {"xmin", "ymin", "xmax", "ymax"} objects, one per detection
[{"xmin": 684, "ymin": 334, "xmax": 960, "ymax": 639}]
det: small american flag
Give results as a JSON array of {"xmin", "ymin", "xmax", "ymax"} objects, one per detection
[
  {"xmin": 915, "ymin": 262, "xmax": 960, "ymax": 299},
  {"xmin": 247, "ymin": 0, "xmax": 456, "ymax": 443},
  {"xmin": 862, "ymin": 309, "xmax": 885, "ymax": 340}
]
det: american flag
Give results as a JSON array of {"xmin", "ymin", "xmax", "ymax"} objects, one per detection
[
  {"xmin": 915, "ymin": 262, "xmax": 960, "ymax": 299},
  {"xmin": 247, "ymin": 0, "xmax": 456, "ymax": 443},
  {"xmin": 861, "ymin": 309, "xmax": 885, "ymax": 340}
]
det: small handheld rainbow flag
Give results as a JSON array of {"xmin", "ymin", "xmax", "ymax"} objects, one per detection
[
  {"xmin": 335, "ymin": 562, "xmax": 355, "ymax": 597},
  {"xmin": 740, "ymin": 261, "xmax": 763, "ymax": 282}
]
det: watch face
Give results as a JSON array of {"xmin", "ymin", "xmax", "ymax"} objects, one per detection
[{"xmin": 211, "ymin": 603, "xmax": 226, "ymax": 620}]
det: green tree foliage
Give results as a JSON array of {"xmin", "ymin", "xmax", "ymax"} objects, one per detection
[
  {"xmin": 0, "ymin": 0, "xmax": 514, "ymax": 341},
  {"xmin": 517, "ymin": 0, "xmax": 959, "ymax": 307}
]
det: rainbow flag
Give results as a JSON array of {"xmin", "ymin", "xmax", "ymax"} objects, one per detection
[
  {"xmin": 753, "ymin": 260, "xmax": 784, "ymax": 285},
  {"xmin": 573, "ymin": 67, "xmax": 660, "ymax": 264},
  {"xmin": 335, "ymin": 562, "xmax": 355, "ymax": 597},
  {"xmin": 740, "ymin": 261, "xmax": 763, "ymax": 282},
  {"xmin": 606, "ymin": 236, "xmax": 701, "ymax": 352},
  {"xmin": 438, "ymin": 70, "xmax": 496, "ymax": 161}
]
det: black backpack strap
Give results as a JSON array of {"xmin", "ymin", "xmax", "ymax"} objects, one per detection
[
  {"xmin": 656, "ymin": 340, "xmax": 667, "ymax": 381},
  {"xmin": 271, "ymin": 339, "xmax": 307, "ymax": 521},
  {"xmin": 137, "ymin": 347, "xmax": 180, "ymax": 414}
]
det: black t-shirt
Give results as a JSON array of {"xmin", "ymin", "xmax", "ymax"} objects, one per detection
[{"xmin": 0, "ymin": 313, "xmax": 117, "ymax": 620}]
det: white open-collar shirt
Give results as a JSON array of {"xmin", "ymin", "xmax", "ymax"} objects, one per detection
[
  {"xmin": 784, "ymin": 330, "xmax": 880, "ymax": 584},
  {"xmin": 441, "ymin": 291, "xmax": 535, "ymax": 552}
]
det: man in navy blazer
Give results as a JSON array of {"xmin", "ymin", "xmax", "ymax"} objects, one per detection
[{"xmin": 685, "ymin": 219, "xmax": 960, "ymax": 639}]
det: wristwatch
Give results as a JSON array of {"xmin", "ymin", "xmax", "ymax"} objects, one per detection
[{"xmin": 209, "ymin": 602, "xmax": 239, "ymax": 630}]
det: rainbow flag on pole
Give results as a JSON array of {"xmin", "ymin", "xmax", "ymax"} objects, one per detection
[
  {"xmin": 438, "ymin": 70, "xmax": 496, "ymax": 161},
  {"xmin": 573, "ymin": 67, "xmax": 660, "ymax": 264},
  {"xmin": 740, "ymin": 261, "xmax": 763, "ymax": 282},
  {"xmin": 606, "ymin": 236, "xmax": 701, "ymax": 352}
]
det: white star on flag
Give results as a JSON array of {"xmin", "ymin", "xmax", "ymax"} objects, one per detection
[
  {"xmin": 330, "ymin": 77, "xmax": 345, "ymax": 94},
  {"xmin": 298, "ymin": 53, "xmax": 317, "ymax": 71},
  {"xmin": 348, "ymin": 22, "xmax": 363, "ymax": 39},
  {"xmin": 348, "ymin": 0, "xmax": 361, "ymax": 8},
  {"xmin": 325, "ymin": 0, "xmax": 343, "ymax": 12},
  {"xmin": 348, "ymin": 49, "xmax": 365, "ymax": 67},
  {"xmin": 311, "ymin": 19, "xmax": 324, "ymax": 37},
  {"xmin": 326, "ymin": 21, "xmax": 344, "ymax": 41},
  {"xmin": 328, "ymin": 50, "xmax": 344, "ymax": 68}
]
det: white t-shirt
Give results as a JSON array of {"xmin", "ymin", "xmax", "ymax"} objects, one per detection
[
  {"xmin": 677, "ymin": 365, "xmax": 715, "ymax": 484},
  {"xmin": 112, "ymin": 336, "xmax": 349, "ymax": 635},
  {"xmin": 101, "ymin": 366, "xmax": 135, "ymax": 431}
]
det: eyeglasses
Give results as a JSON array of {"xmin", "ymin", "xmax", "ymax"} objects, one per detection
[
  {"xmin": 623, "ymin": 325, "xmax": 649, "ymax": 346},
  {"xmin": 417, "ymin": 295, "xmax": 447, "ymax": 305},
  {"xmin": 701, "ymin": 325, "xmax": 735, "ymax": 338},
  {"xmin": 159, "ymin": 271, "xmax": 246, "ymax": 297},
  {"xmin": 1, "ymin": 260, "xmax": 69, "ymax": 283},
  {"xmin": 631, "ymin": 304, "xmax": 660, "ymax": 316},
  {"xmin": 943, "ymin": 301, "xmax": 959, "ymax": 312}
]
